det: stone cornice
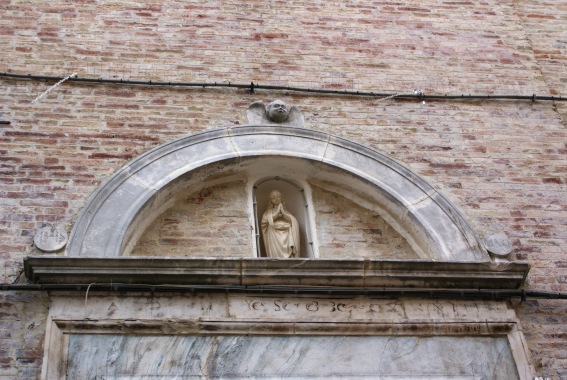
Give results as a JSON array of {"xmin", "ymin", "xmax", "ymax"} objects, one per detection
[{"xmin": 24, "ymin": 256, "xmax": 529, "ymax": 289}]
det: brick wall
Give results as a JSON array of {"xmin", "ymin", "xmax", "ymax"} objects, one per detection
[
  {"xmin": 312, "ymin": 185, "xmax": 417, "ymax": 259},
  {"xmin": 511, "ymin": 2, "xmax": 567, "ymax": 375},
  {"xmin": 134, "ymin": 180, "xmax": 251, "ymax": 257},
  {"xmin": 1, "ymin": 0, "xmax": 566, "ymax": 378},
  {"xmin": 0, "ymin": 292, "xmax": 48, "ymax": 379}
]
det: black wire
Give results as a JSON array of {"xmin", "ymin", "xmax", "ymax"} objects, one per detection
[
  {"xmin": 1, "ymin": 283, "xmax": 567, "ymax": 300},
  {"xmin": 1, "ymin": 72, "xmax": 565, "ymax": 102}
]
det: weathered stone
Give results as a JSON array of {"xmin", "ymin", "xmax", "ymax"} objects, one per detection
[
  {"xmin": 66, "ymin": 335, "xmax": 520, "ymax": 379},
  {"xmin": 246, "ymin": 100, "xmax": 305, "ymax": 127},
  {"xmin": 24, "ymin": 256, "xmax": 529, "ymax": 289},
  {"xmin": 483, "ymin": 232, "xmax": 514, "ymax": 257},
  {"xmin": 65, "ymin": 127, "xmax": 488, "ymax": 262},
  {"xmin": 33, "ymin": 225, "xmax": 68, "ymax": 253},
  {"xmin": 42, "ymin": 294, "xmax": 533, "ymax": 379}
]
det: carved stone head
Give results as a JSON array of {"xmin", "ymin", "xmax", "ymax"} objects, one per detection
[
  {"xmin": 266, "ymin": 100, "xmax": 289, "ymax": 123},
  {"xmin": 246, "ymin": 100, "xmax": 304, "ymax": 128}
]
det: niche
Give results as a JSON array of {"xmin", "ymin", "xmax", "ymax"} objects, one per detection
[{"xmin": 254, "ymin": 177, "xmax": 314, "ymax": 258}]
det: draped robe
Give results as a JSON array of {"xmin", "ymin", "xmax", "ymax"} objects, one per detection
[{"xmin": 261, "ymin": 206, "xmax": 300, "ymax": 258}]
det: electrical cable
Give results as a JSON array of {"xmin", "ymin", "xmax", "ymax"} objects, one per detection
[
  {"xmin": 1, "ymin": 72, "xmax": 565, "ymax": 102},
  {"xmin": 1, "ymin": 283, "xmax": 567, "ymax": 301}
]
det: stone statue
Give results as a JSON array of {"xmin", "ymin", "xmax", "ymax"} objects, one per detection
[
  {"xmin": 261, "ymin": 190, "xmax": 300, "ymax": 258},
  {"xmin": 246, "ymin": 100, "xmax": 304, "ymax": 127}
]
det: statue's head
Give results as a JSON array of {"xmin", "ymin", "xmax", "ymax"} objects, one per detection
[
  {"xmin": 269, "ymin": 190, "xmax": 283, "ymax": 207},
  {"xmin": 266, "ymin": 100, "xmax": 289, "ymax": 123}
]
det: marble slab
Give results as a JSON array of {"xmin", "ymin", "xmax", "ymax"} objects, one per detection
[
  {"xmin": 42, "ymin": 295, "xmax": 534, "ymax": 379},
  {"xmin": 66, "ymin": 335, "xmax": 518, "ymax": 379}
]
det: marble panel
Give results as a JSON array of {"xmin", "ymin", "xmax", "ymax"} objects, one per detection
[
  {"xmin": 41, "ymin": 294, "xmax": 534, "ymax": 379},
  {"xmin": 66, "ymin": 335, "xmax": 519, "ymax": 379}
]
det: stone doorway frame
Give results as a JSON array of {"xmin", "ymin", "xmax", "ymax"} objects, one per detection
[{"xmin": 40, "ymin": 293, "xmax": 535, "ymax": 379}]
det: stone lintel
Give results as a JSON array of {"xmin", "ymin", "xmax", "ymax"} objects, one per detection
[{"xmin": 24, "ymin": 256, "xmax": 529, "ymax": 289}]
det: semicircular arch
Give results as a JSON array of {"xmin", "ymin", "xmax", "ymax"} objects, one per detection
[{"xmin": 66, "ymin": 126, "xmax": 488, "ymax": 262}]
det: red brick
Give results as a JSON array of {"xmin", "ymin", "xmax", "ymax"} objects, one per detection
[{"xmin": 0, "ymin": 0, "xmax": 566, "ymax": 377}]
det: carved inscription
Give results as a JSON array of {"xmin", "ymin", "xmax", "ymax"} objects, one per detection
[{"xmin": 239, "ymin": 298, "xmax": 509, "ymax": 321}]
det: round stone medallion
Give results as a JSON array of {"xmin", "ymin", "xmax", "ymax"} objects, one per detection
[
  {"xmin": 483, "ymin": 232, "xmax": 513, "ymax": 257},
  {"xmin": 34, "ymin": 225, "xmax": 68, "ymax": 252}
]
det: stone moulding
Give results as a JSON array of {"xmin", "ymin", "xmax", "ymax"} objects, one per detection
[
  {"xmin": 24, "ymin": 257, "xmax": 529, "ymax": 289},
  {"xmin": 40, "ymin": 294, "xmax": 536, "ymax": 379},
  {"xmin": 65, "ymin": 126, "xmax": 490, "ymax": 262}
]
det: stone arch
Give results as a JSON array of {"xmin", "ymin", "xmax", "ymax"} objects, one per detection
[{"xmin": 66, "ymin": 126, "xmax": 489, "ymax": 262}]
